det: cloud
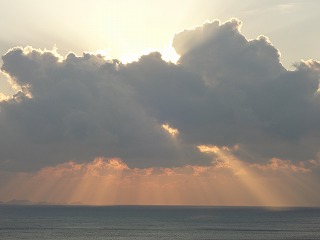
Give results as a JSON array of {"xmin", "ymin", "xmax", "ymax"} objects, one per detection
[
  {"xmin": 1, "ymin": 156, "xmax": 319, "ymax": 206},
  {"xmin": 169, "ymin": 19, "xmax": 320, "ymax": 163},
  {"xmin": 1, "ymin": 19, "xmax": 320, "ymax": 172},
  {"xmin": 0, "ymin": 48, "xmax": 207, "ymax": 171}
]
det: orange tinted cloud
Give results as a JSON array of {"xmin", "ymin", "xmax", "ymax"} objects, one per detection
[{"xmin": 1, "ymin": 152, "xmax": 319, "ymax": 206}]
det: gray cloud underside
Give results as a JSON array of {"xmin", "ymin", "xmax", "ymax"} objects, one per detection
[{"xmin": 1, "ymin": 18, "xmax": 320, "ymax": 171}]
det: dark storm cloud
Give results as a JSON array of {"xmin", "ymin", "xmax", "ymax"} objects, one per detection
[
  {"xmin": 170, "ymin": 19, "xmax": 320, "ymax": 162},
  {"xmin": 0, "ymin": 49, "xmax": 208, "ymax": 171},
  {"xmin": 1, "ymin": 19, "xmax": 320, "ymax": 171}
]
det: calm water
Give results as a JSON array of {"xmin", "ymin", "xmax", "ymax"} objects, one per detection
[{"xmin": 0, "ymin": 205, "xmax": 320, "ymax": 240}]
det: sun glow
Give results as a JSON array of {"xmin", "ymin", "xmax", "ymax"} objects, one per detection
[
  {"xmin": 120, "ymin": 45, "xmax": 180, "ymax": 64},
  {"xmin": 162, "ymin": 123, "xmax": 179, "ymax": 137},
  {"xmin": 1, "ymin": 153, "xmax": 318, "ymax": 206},
  {"xmin": 197, "ymin": 144, "xmax": 318, "ymax": 206}
]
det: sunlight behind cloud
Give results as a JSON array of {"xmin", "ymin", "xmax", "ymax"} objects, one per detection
[
  {"xmin": 120, "ymin": 45, "xmax": 180, "ymax": 64},
  {"xmin": 197, "ymin": 144, "xmax": 311, "ymax": 206},
  {"xmin": 162, "ymin": 123, "xmax": 179, "ymax": 137},
  {"xmin": 1, "ymin": 5, "xmax": 320, "ymax": 207},
  {"xmin": 1, "ymin": 155, "xmax": 319, "ymax": 206}
]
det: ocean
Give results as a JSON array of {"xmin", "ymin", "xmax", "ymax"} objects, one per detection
[{"xmin": 0, "ymin": 205, "xmax": 319, "ymax": 239}]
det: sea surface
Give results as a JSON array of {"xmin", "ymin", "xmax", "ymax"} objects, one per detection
[{"xmin": 0, "ymin": 205, "xmax": 320, "ymax": 240}]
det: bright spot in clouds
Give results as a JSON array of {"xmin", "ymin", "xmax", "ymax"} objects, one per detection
[
  {"xmin": 120, "ymin": 45, "xmax": 180, "ymax": 64},
  {"xmin": 162, "ymin": 123, "xmax": 179, "ymax": 137}
]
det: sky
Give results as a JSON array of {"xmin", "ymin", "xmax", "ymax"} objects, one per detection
[{"xmin": 0, "ymin": 0, "xmax": 320, "ymax": 206}]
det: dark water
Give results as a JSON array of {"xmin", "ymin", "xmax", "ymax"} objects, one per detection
[{"xmin": 0, "ymin": 205, "xmax": 320, "ymax": 239}]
